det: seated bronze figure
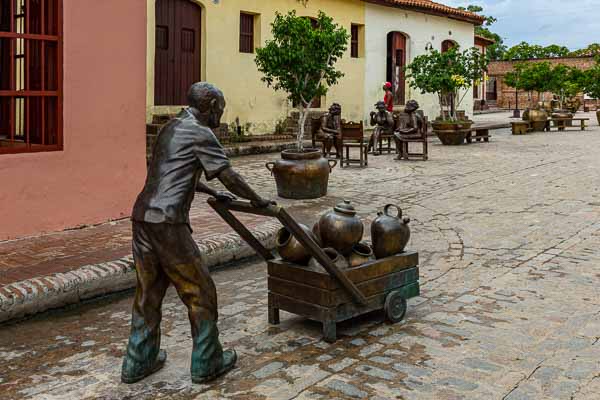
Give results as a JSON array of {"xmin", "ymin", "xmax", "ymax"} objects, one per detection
[
  {"xmin": 393, "ymin": 100, "xmax": 427, "ymax": 160},
  {"xmin": 122, "ymin": 82, "xmax": 272, "ymax": 385},
  {"xmin": 368, "ymin": 101, "xmax": 395, "ymax": 156},
  {"xmin": 316, "ymin": 103, "xmax": 342, "ymax": 157}
]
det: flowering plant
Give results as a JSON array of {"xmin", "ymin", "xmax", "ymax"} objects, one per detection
[{"xmin": 405, "ymin": 47, "xmax": 488, "ymax": 121}]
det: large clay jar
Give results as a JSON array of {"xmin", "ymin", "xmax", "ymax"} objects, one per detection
[
  {"xmin": 276, "ymin": 224, "xmax": 316, "ymax": 265},
  {"xmin": 528, "ymin": 109, "xmax": 548, "ymax": 132},
  {"xmin": 317, "ymin": 200, "xmax": 364, "ymax": 256},
  {"xmin": 265, "ymin": 149, "xmax": 337, "ymax": 200},
  {"xmin": 371, "ymin": 204, "xmax": 411, "ymax": 259},
  {"xmin": 348, "ymin": 242, "xmax": 375, "ymax": 268},
  {"xmin": 307, "ymin": 248, "xmax": 349, "ymax": 272}
]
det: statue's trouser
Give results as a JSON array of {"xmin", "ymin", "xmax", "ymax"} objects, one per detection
[
  {"xmin": 122, "ymin": 222, "xmax": 235, "ymax": 383},
  {"xmin": 369, "ymin": 127, "xmax": 383, "ymax": 154}
]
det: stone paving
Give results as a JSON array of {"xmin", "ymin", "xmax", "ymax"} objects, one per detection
[{"xmin": 1, "ymin": 113, "xmax": 600, "ymax": 399}]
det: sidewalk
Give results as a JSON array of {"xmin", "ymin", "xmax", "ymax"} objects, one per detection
[{"xmin": 0, "ymin": 195, "xmax": 280, "ymax": 323}]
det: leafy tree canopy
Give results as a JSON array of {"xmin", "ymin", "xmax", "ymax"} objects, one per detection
[
  {"xmin": 503, "ymin": 42, "xmax": 570, "ymax": 60},
  {"xmin": 570, "ymin": 43, "xmax": 600, "ymax": 57},
  {"xmin": 582, "ymin": 59, "xmax": 600, "ymax": 100},
  {"xmin": 254, "ymin": 10, "xmax": 348, "ymax": 150},
  {"xmin": 458, "ymin": 5, "xmax": 506, "ymax": 61}
]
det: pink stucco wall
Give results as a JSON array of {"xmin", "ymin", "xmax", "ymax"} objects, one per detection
[{"xmin": 0, "ymin": 0, "xmax": 148, "ymax": 240}]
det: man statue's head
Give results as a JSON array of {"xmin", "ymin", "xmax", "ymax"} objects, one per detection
[
  {"xmin": 187, "ymin": 82, "xmax": 226, "ymax": 129},
  {"xmin": 375, "ymin": 101, "xmax": 387, "ymax": 114},
  {"xmin": 404, "ymin": 100, "xmax": 419, "ymax": 113},
  {"xmin": 329, "ymin": 103, "xmax": 342, "ymax": 116}
]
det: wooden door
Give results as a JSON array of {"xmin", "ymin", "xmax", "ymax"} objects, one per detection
[
  {"xmin": 155, "ymin": 0, "xmax": 201, "ymax": 106},
  {"xmin": 387, "ymin": 32, "xmax": 406, "ymax": 105}
]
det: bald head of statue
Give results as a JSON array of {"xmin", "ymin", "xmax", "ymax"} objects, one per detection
[{"xmin": 187, "ymin": 82, "xmax": 226, "ymax": 129}]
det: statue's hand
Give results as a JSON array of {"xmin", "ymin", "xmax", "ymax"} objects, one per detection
[
  {"xmin": 251, "ymin": 198, "xmax": 276, "ymax": 208},
  {"xmin": 215, "ymin": 191, "xmax": 237, "ymax": 202}
]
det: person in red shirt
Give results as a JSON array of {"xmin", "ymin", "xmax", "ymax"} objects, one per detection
[{"xmin": 383, "ymin": 82, "xmax": 394, "ymax": 112}]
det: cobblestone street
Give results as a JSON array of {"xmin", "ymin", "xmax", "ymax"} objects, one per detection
[{"xmin": 1, "ymin": 119, "xmax": 600, "ymax": 399}]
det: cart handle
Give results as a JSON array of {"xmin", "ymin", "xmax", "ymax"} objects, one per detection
[{"xmin": 207, "ymin": 198, "xmax": 368, "ymax": 306}]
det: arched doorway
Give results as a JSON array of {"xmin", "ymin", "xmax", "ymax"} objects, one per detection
[
  {"xmin": 386, "ymin": 32, "xmax": 407, "ymax": 106},
  {"xmin": 441, "ymin": 40, "xmax": 457, "ymax": 53},
  {"xmin": 154, "ymin": 0, "xmax": 202, "ymax": 105}
]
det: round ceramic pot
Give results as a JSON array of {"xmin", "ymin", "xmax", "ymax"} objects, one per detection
[
  {"xmin": 307, "ymin": 248, "xmax": 349, "ymax": 272},
  {"xmin": 276, "ymin": 224, "xmax": 316, "ymax": 265},
  {"xmin": 371, "ymin": 204, "xmax": 411, "ymax": 259},
  {"xmin": 265, "ymin": 149, "xmax": 337, "ymax": 200},
  {"xmin": 316, "ymin": 200, "xmax": 364, "ymax": 256},
  {"xmin": 527, "ymin": 109, "xmax": 548, "ymax": 132},
  {"xmin": 348, "ymin": 242, "xmax": 375, "ymax": 268}
]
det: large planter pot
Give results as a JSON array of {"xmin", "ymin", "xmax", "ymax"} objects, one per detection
[
  {"xmin": 432, "ymin": 120, "xmax": 473, "ymax": 145},
  {"xmin": 527, "ymin": 109, "xmax": 548, "ymax": 132},
  {"xmin": 265, "ymin": 149, "xmax": 337, "ymax": 200}
]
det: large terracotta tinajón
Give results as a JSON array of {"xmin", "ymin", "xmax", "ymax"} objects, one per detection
[{"xmin": 266, "ymin": 149, "xmax": 337, "ymax": 199}]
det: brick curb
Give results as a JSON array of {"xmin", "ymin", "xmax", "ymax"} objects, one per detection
[{"xmin": 0, "ymin": 220, "xmax": 281, "ymax": 324}]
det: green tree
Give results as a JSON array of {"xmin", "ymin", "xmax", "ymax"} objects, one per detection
[
  {"xmin": 570, "ymin": 43, "xmax": 600, "ymax": 57},
  {"xmin": 504, "ymin": 42, "xmax": 570, "ymax": 60},
  {"xmin": 255, "ymin": 10, "xmax": 348, "ymax": 151},
  {"xmin": 458, "ymin": 5, "xmax": 506, "ymax": 60},
  {"xmin": 404, "ymin": 47, "xmax": 488, "ymax": 120},
  {"xmin": 548, "ymin": 64, "xmax": 585, "ymax": 109},
  {"xmin": 506, "ymin": 62, "xmax": 553, "ymax": 106},
  {"xmin": 582, "ymin": 58, "xmax": 600, "ymax": 107}
]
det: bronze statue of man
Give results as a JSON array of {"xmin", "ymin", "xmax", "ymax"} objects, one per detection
[
  {"xmin": 122, "ymin": 82, "xmax": 272, "ymax": 384},
  {"xmin": 368, "ymin": 101, "xmax": 395, "ymax": 156},
  {"xmin": 393, "ymin": 100, "xmax": 424, "ymax": 160},
  {"xmin": 317, "ymin": 103, "xmax": 342, "ymax": 157}
]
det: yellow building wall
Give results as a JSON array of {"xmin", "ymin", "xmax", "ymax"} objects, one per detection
[{"xmin": 146, "ymin": 0, "xmax": 366, "ymax": 135}]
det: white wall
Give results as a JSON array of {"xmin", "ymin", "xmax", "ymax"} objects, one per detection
[{"xmin": 364, "ymin": 4, "xmax": 475, "ymax": 121}]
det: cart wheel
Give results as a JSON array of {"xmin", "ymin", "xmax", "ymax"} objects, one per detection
[{"xmin": 384, "ymin": 291, "xmax": 407, "ymax": 323}]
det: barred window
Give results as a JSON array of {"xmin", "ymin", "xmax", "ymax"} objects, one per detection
[
  {"xmin": 351, "ymin": 25, "xmax": 359, "ymax": 58},
  {"xmin": 0, "ymin": 0, "xmax": 63, "ymax": 155},
  {"xmin": 239, "ymin": 13, "xmax": 254, "ymax": 53}
]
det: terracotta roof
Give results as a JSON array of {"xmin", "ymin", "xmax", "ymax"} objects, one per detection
[
  {"xmin": 365, "ymin": 0, "xmax": 486, "ymax": 25},
  {"xmin": 475, "ymin": 34, "xmax": 495, "ymax": 45}
]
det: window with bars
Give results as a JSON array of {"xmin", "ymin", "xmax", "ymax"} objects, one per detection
[
  {"xmin": 350, "ymin": 24, "xmax": 359, "ymax": 58},
  {"xmin": 239, "ymin": 13, "xmax": 254, "ymax": 54},
  {"xmin": 0, "ymin": 0, "xmax": 62, "ymax": 155}
]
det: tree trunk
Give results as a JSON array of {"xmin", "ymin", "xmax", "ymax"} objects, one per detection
[{"xmin": 297, "ymin": 99, "xmax": 313, "ymax": 152}]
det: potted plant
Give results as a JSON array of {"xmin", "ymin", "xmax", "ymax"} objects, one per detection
[
  {"xmin": 404, "ymin": 47, "xmax": 488, "ymax": 145},
  {"xmin": 582, "ymin": 57, "xmax": 600, "ymax": 125},
  {"xmin": 255, "ymin": 11, "xmax": 348, "ymax": 199}
]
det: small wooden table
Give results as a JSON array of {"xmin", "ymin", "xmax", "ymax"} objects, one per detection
[
  {"xmin": 466, "ymin": 124, "xmax": 492, "ymax": 143},
  {"xmin": 546, "ymin": 118, "xmax": 589, "ymax": 131}
]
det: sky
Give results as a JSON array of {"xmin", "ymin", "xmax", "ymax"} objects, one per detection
[{"xmin": 443, "ymin": 0, "xmax": 599, "ymax": 50}]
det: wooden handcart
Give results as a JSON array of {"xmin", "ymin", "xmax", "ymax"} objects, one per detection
[{"xmin": 208, "ymin": 198, "xmax": 420, "ymax": 342}]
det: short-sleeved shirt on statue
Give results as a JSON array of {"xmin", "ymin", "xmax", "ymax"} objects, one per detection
[{"xmin": 132, "ymin": 108, "xmax": 230, "ymax": 225}]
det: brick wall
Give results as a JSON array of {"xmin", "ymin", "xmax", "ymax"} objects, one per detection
[{"xmin": 488, "ymin": 57, "xmax": 597, "ymax": 109}]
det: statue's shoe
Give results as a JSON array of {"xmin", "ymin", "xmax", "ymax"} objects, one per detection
[
  {"xmin": 121, "ymin": 350, "xmax": 167, "ymax": 384},
  {"xmin": 191, "ymin": 349, "xmax": 237, "ymax": 384}
]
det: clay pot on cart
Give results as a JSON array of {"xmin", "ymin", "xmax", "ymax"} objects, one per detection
[
  {"xmin": 307, "ymin": 247, "xmax": 349, "ymax": 272},
  {"xmin": 431, "ymin": 120, "xmax": 473, "ymax": 145},
  {"xmin": 348, "ymin": 242, "xmax": 375, "ymax": 268},
  {"xmin": 276, "ymin": 224, "xmax": 317, "ymax": 265},
  {"xmin": 315, "ymin": 200, "xmax": 364, "ymax": 256},
  {"xmin": 371, "ymin": 204, "xmax": 411, "ymax": 259},
  {"xmin": 265, "ymin": 149, "xmax": 337, "ymax": 200}
]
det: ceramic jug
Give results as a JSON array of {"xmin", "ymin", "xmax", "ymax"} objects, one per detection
[
  {"xmin": 371, "ymin": 204, "xmax": 411, "ymax": 259},
  {"xmin": 316, "ymin": 200, "xmax": 364, "ymax": 256}
]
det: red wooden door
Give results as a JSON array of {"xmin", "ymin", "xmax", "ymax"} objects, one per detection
[
  {"xmin": 387, "ymin": 32, "xmax": 406, "ymax": 105},
  {"xmin": 155, "ymin": 0, "xmax": 201, "ymax": 106}
]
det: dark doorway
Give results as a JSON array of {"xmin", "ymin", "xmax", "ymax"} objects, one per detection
[
  {"xmin": 386, "ymin": 32, "xmax": 406, "ymax": 105},
  {"xmin": 154, "ymin": 0, "xmax": 202, "ymax": 106},
  {"xmin": 486, "ymin": 77, "xmax": 497, "ymax": 102},
  {"xmin": 441, "ymin": 40, "xmax": 457, "ymax": 53}
]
